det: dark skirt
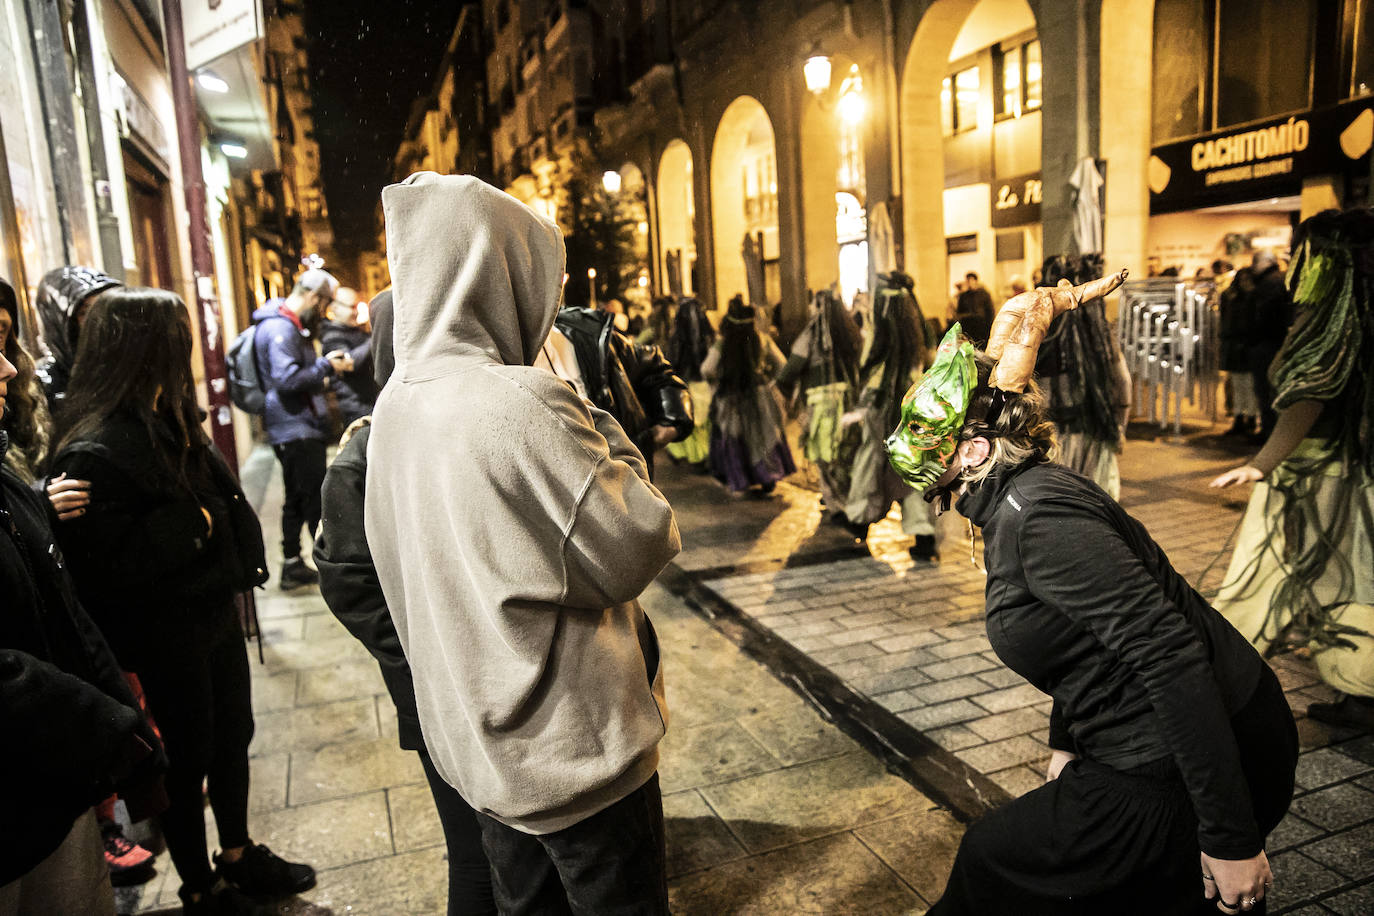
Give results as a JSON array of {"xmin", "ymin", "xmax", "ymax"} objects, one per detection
[
  {"xmin": 709, "ymin": 433, "xmax": 796, "ymax": 492},
  {"xmin": 929, "ymin": 665, "xmax": 1297, "ymax": 916}
]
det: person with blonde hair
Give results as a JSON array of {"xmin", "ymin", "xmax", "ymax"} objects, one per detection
[{"xmin": 889, "ymin": 272, "xmax": 1295, "ymax": 915}]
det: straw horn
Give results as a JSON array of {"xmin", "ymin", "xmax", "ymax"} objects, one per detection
[{"xmin": 986, "ymin": 268, "xmax": 1129, "ymax": 393}]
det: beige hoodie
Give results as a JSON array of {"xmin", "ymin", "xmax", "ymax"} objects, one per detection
[{"xmin": 365, "ymin": 172, "xmax": 680, "ymax": 834}]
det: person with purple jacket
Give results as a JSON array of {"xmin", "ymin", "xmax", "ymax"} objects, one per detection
[{"xmin": 252, "ymin": 269, "xmax": 350, "ymax": 590}]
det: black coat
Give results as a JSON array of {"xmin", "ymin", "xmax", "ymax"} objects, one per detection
[
  {"xmin": 958, "ymin": 461, "xmax": 1273, "ymax": 860},
  {"xmin": 955, "ymin": 287, "xmax": 996, "ymax": 346},
  {"xmin": 319, "ymin": 320, "xmax": 377, "ymax": 426},
  {"xmin": 49, "ymin": 413, "xmax": 268, "ymax": 668},
  {"xmin": 554, "ymin": 307, "xmax": 694, "ymax": 470},
  {"xmin": 0, "ymin": 433, "xmax": 165, "ymax": 883},
  {"xmin": 314, "ymin": 424, "xmax": 423, "ymax": 750}
]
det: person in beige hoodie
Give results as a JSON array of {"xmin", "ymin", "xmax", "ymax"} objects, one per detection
[{"xmin": 365, "ymin": 172, "xmax": 681, "ymax": 913}]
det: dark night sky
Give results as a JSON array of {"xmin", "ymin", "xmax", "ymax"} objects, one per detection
[{"xmin": 306, "ymin": 1, "xmax": 462, "ymax": 254}]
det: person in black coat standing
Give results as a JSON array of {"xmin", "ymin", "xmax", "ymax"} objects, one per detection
[
  {"xmin": 317, "ymin": 288, "xmax": 377, "ymax": 429},
  {"xmin": 0, "ymin": 353, "xmax": 165, "ymax": 914},
  {"xmin": 542, "ymin": 304, "xmax": 694, "ymax": 478},
  {"xmin": 47, "ymin": 288, "xmax": 315, "ymax": 916},
  {"xmin": 314, "ymin": 291, "xmax": 496, "ymax": 915},
  {"xmin": 954, "ymin": 272, "xmax": 996, "ymax": 347},
  {"xmin": 1243, "ymin": 252, "xmax": 1294, "ymax": 440}
]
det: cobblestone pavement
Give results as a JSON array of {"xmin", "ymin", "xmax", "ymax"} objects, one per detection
[
  {"xmin": 116, "ymin": 447, "xmax": 963, "ymax": 915},
  {"xmin": 657, "ymin": 420, "xmax": 1374, "ymax": 915}
]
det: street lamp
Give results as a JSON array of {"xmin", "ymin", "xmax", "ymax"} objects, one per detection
[
  {"xmin": 803, "ymin": 48, "xmax": 832, "ymax": 96},
  {"xmin": 602, "ymin": 170, "xmax": 622, "ymax": 194}
]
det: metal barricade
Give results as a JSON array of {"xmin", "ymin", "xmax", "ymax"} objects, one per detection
[{"xmin": 1116, "ymin": 279, "xmax": 1219, "ymax": 435}]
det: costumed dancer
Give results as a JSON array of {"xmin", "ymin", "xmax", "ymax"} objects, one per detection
[
  {"xmin": 1033, "ymin": 256, "xmax": 1132, "ymax": 498},
  {"xmin": 1211, "ymin": 208, "xmax": 1374, "ymax": 732},
  {"xmin": 887, "ymin": 270, "xmax": 1296, "ymax": 916},
  {"xmin": 702, "ymin": 298, "xmax": 794, "ymax": 495},
  {"xmin": 664, "ymin": 297, "xmax": 716, "ymax": 468},
  {"xmin": 776, "ymin": 289, "xmax": 863, "ymax": 518},
  {"xmin": 843, "ymin": 271, "xmax": 939, "ymax": 561}
]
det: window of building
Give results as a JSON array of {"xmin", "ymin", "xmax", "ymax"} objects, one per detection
[
  {"xmin": 1351, "ymin": 0, "xmax": 1373, "ymax": 97},
  {"xmin": 995, "ymin": 40, "xmax": 1042, "ymax": 119},
  {"xmin": 1151, "ymin": 0, "xmax": 1209, "ymax": 142},
  {"xmin": 942, "ymin": 66, "xmax": 979, "ymax": 135},
  {"xmin": 1216, "ymin": 0, "xmax": 1315, "ymax": 128}
]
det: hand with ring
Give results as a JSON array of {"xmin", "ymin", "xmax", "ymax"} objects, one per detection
[{"xmin": 1202, "ymin": 850, "xmax": 1272, "ymax": 912}]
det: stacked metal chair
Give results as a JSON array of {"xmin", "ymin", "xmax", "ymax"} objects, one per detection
[{"xmin": 1116, "ymin": 278, "xmax": 1220, "ymax": 435}]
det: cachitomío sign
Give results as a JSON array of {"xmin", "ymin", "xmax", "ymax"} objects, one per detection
[{"xmin": 1148, "ymin": 97, "xmax": 1373, "ymax": 214}]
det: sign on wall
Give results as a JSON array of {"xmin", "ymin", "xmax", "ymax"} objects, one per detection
[
  {"xmin": 990, "ymin": 171, "xmax": 1043, "ymax": 228},
  {"xmin": 183, "ymin": 0, "xmax": 263, "ymax": 71},
  {"xmin": 1148, "ymin": 97, "xmax": 1374, "ymax": 214}
]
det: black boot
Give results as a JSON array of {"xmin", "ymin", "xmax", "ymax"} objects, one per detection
[
  {"xmin": 1307, "ymin": 694, "xmax": 1374, "ymax": 732},
  {"xmin": 215, "ymin": 843, "xmax": 316, "ymax": 898},
  {"xmin": 1223, "ymin": 415, "xmax": 1249, "ymax": 437},
  {"xmin": 909, "ymin": 535, "xmax": 939, "ymax": 563},
  {"xmin": 279, "ymin": 557, "xmax": 318, "ymax": 591}
]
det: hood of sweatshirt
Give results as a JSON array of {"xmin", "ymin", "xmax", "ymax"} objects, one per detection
[
  {"xmin": 35, "ymin": 266, "xmax": 122, "ymax": 370},
  {"xmin": 381, "ymin": 172, "xmax": 565, "ymax": 379}
]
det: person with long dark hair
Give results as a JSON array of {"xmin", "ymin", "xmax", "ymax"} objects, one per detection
[
  {"xmin": 888, "ymin": 274, "xmax": 1296, "ymax": 915},
  {"xmin": 48, "ymin": 288, "xmax": 315, "ymax": 915},
  {"xmin": 777, "ymin": 289, "xmax": 863, "ymax": 516},
  {"xmin": 844, "ymin": 272, "xmax": 939, "ymax": 560},
  {"xmin": 0, "ymin": 279, "xmax": 51, "ymax": 482},
  {"xmin": 702, "ymin": 296, "xmax": 794, "ymax": 494}
]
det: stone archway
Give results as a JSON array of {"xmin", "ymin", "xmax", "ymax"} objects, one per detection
[
  {"xmin": 710, "ymin": 96, "xmax": 779, "ymax": 309},
  {"xmin": 657, "ymin": 140, "xmax": 697, "ymax": 296},
  {"xmin": 898, "ymin": 0, "xmax": 1040, "ymax": 312}
]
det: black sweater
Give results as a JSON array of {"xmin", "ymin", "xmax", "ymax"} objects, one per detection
[
  {"xmin": 1, "ymin": 434, "xmax": 164, "ymax": 882},
  {"xmin": 958, "ymin": 461, "xmax": 1267, "ymax": 859},
  {"xmin": 314, "ymin": 425, "xmax": 423, "ymax": 751},
  {"xmin": 49, "ymin": 413, "xmax": 268, "ymax": 668}
]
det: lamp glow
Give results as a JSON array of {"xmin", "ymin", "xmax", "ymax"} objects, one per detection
[
  {"xmin": 838, "ymin": 90, "xmax": 865, "ymax": 125},
  {"xmin": 197, "ymin": 71, "xmax": 230, "ymax": 93},
  {"xmin": 602, "ymin": 171, "xmax": 622, "ymax": 194},
  {"xmin": 220, "ymin": 142, "xmax": 248, "ymax": 159},
  {"xmin": 803, "ymin": 55, "xmax": 832, "ymax": 95}
]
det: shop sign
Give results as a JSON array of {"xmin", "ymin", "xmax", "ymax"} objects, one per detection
[
  {"xmin": 991, "ymin": 171, "xmax": 1042, "ymax": 228},
  {"xmin": 183, "ymin": 0, "xmax": 263, "ymax": 71},
  {"xmin": 1148, "ymin": 97, "xmax": 1374, "ymax": 214}
]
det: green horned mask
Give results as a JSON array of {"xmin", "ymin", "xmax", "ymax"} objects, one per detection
[{"xmin": 885, "ymin": 323, "xmax": 977, "ymax": 491}]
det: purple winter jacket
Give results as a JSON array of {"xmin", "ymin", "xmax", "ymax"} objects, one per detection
[{"xmin": 252, "ymin": 302, "xmax": 335, "ymax": 444}]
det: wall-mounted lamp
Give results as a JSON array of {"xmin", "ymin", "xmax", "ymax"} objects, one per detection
[
  {"xmin": 602, "ymin": 170, "xmax": 622, "ymax": 194},
  {"xmin": 803, "ymin": 46, "xmax": 832, "ymax": 96},
  {"xmin": 220, "ymin": 141, "xmax": 248, "ymax": 159},
  {"xmin": 197, "ymin": 71, "xmax": 230, "ymax": 93}
]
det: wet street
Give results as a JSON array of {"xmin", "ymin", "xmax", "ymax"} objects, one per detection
[{"xmin": 116, "ymin": 419, "xmax": 1373, "ymax": 915}]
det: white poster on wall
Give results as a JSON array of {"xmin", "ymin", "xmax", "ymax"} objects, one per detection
[{"xmin": 183, "ymin": 0, "xmax": 262, "ymax": 71}]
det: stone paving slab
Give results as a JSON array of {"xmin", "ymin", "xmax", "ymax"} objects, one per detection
[{"xmin": 660, "ymin": 423, "xmax": 1374, "ymax": 914}]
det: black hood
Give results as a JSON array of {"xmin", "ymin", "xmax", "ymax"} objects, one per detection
[
  {"xmin": 34, "ymin": 267, "xmax": 122, "ymax": 369},
  {"xmin": 370, "ymin": 290, "xmax": 394, "ymax": 389}
]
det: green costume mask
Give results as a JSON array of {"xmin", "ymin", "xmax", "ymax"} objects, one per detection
[{"xmin": 885, "ymin": 323, "xmax": 977, "ymax": 491}]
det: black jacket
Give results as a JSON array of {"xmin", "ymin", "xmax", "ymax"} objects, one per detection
[
  {"xmin": 49, "ymin": 413, "xmax": 268, "ymax": 668},
  {"xmin": 0, "ymin": 433, "xmax": 165, "ymax": 883},
  {"xmin": 955, "ymin": 287, "xmax": 996, "ymax": 346},
  {"xmin": 554, "ymin": 307, "xmax": 694, "ymax": 467},
  {"xmin": 319, "ymin": 320, "xmax": 377, "ymax": 426},
  {"xmin": 314, "ymin": 424, "xmax": 423, "ymax": 750},
  {"xmin": 958, "ymin": 461, "xmax": 1270, "ymax": 859}
]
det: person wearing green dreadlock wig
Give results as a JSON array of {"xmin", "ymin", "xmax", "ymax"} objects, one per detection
[{"xmin": 1212, "ymin": 208, "xmax": 1374, "ymax": 733}]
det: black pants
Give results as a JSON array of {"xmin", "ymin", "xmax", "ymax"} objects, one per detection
[
  {"xmin": 474, "ymin": 773, "xmax": 669, "ymax": 916},
  {"xmin": 930, "ymin": 666, "xmax": 1297, "ymax": 916},
  {"xmin": 418, "ymin": 752, "xmax": 496, "ymax": 916},
  {"xmin": 272, "ymin": 438, "xmax": 327, "ymax": 559},
  {"xmin": 134, "ymin": 606, "xmax": 255, "ymax": 893}
]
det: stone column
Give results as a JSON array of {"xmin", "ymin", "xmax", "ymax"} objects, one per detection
[{"xmin": 1035, "ymin": 0, "xmax": 1102, "ymax": 258}]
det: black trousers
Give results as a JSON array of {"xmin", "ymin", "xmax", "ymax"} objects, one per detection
[
  {"xmin": 474, "ymin": 773, "xmax": 669, "ymax": 916},
  {"xmin": 272, "ymin": 438, "xmax": 327, "ymax": 559},
  {"xmin": 930, "ymin": 666, "xmax": 1297, "ymax": 916},
  {"xmin": 418, "ymin": 751, "xmax": 496, "ymax": 916},
  {"xmin": 134, "ymin": 605, "xmax": 255, "ymax": 893}
]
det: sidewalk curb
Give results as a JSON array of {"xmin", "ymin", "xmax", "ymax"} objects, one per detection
[{"xmin": 659, "ymin": 560, "xmax": 1012, "ymax": 824}]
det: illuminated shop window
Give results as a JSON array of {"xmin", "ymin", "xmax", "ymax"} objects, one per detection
[
  {"xmin": 943, "ymin": 66, "xmax": 980, "ymax": 135},
  {"xmin": 996, "ymin": 40, "xmax": 1041, "ymax": 119}
]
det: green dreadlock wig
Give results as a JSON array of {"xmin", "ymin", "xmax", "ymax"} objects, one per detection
[
  {"xmin": 1271, "ymin": 208, "xmax": 1374, "ymax": 474},
  {"xmin": 885, "ymin": 323, "xmax": 977, "ymax": 491}
]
